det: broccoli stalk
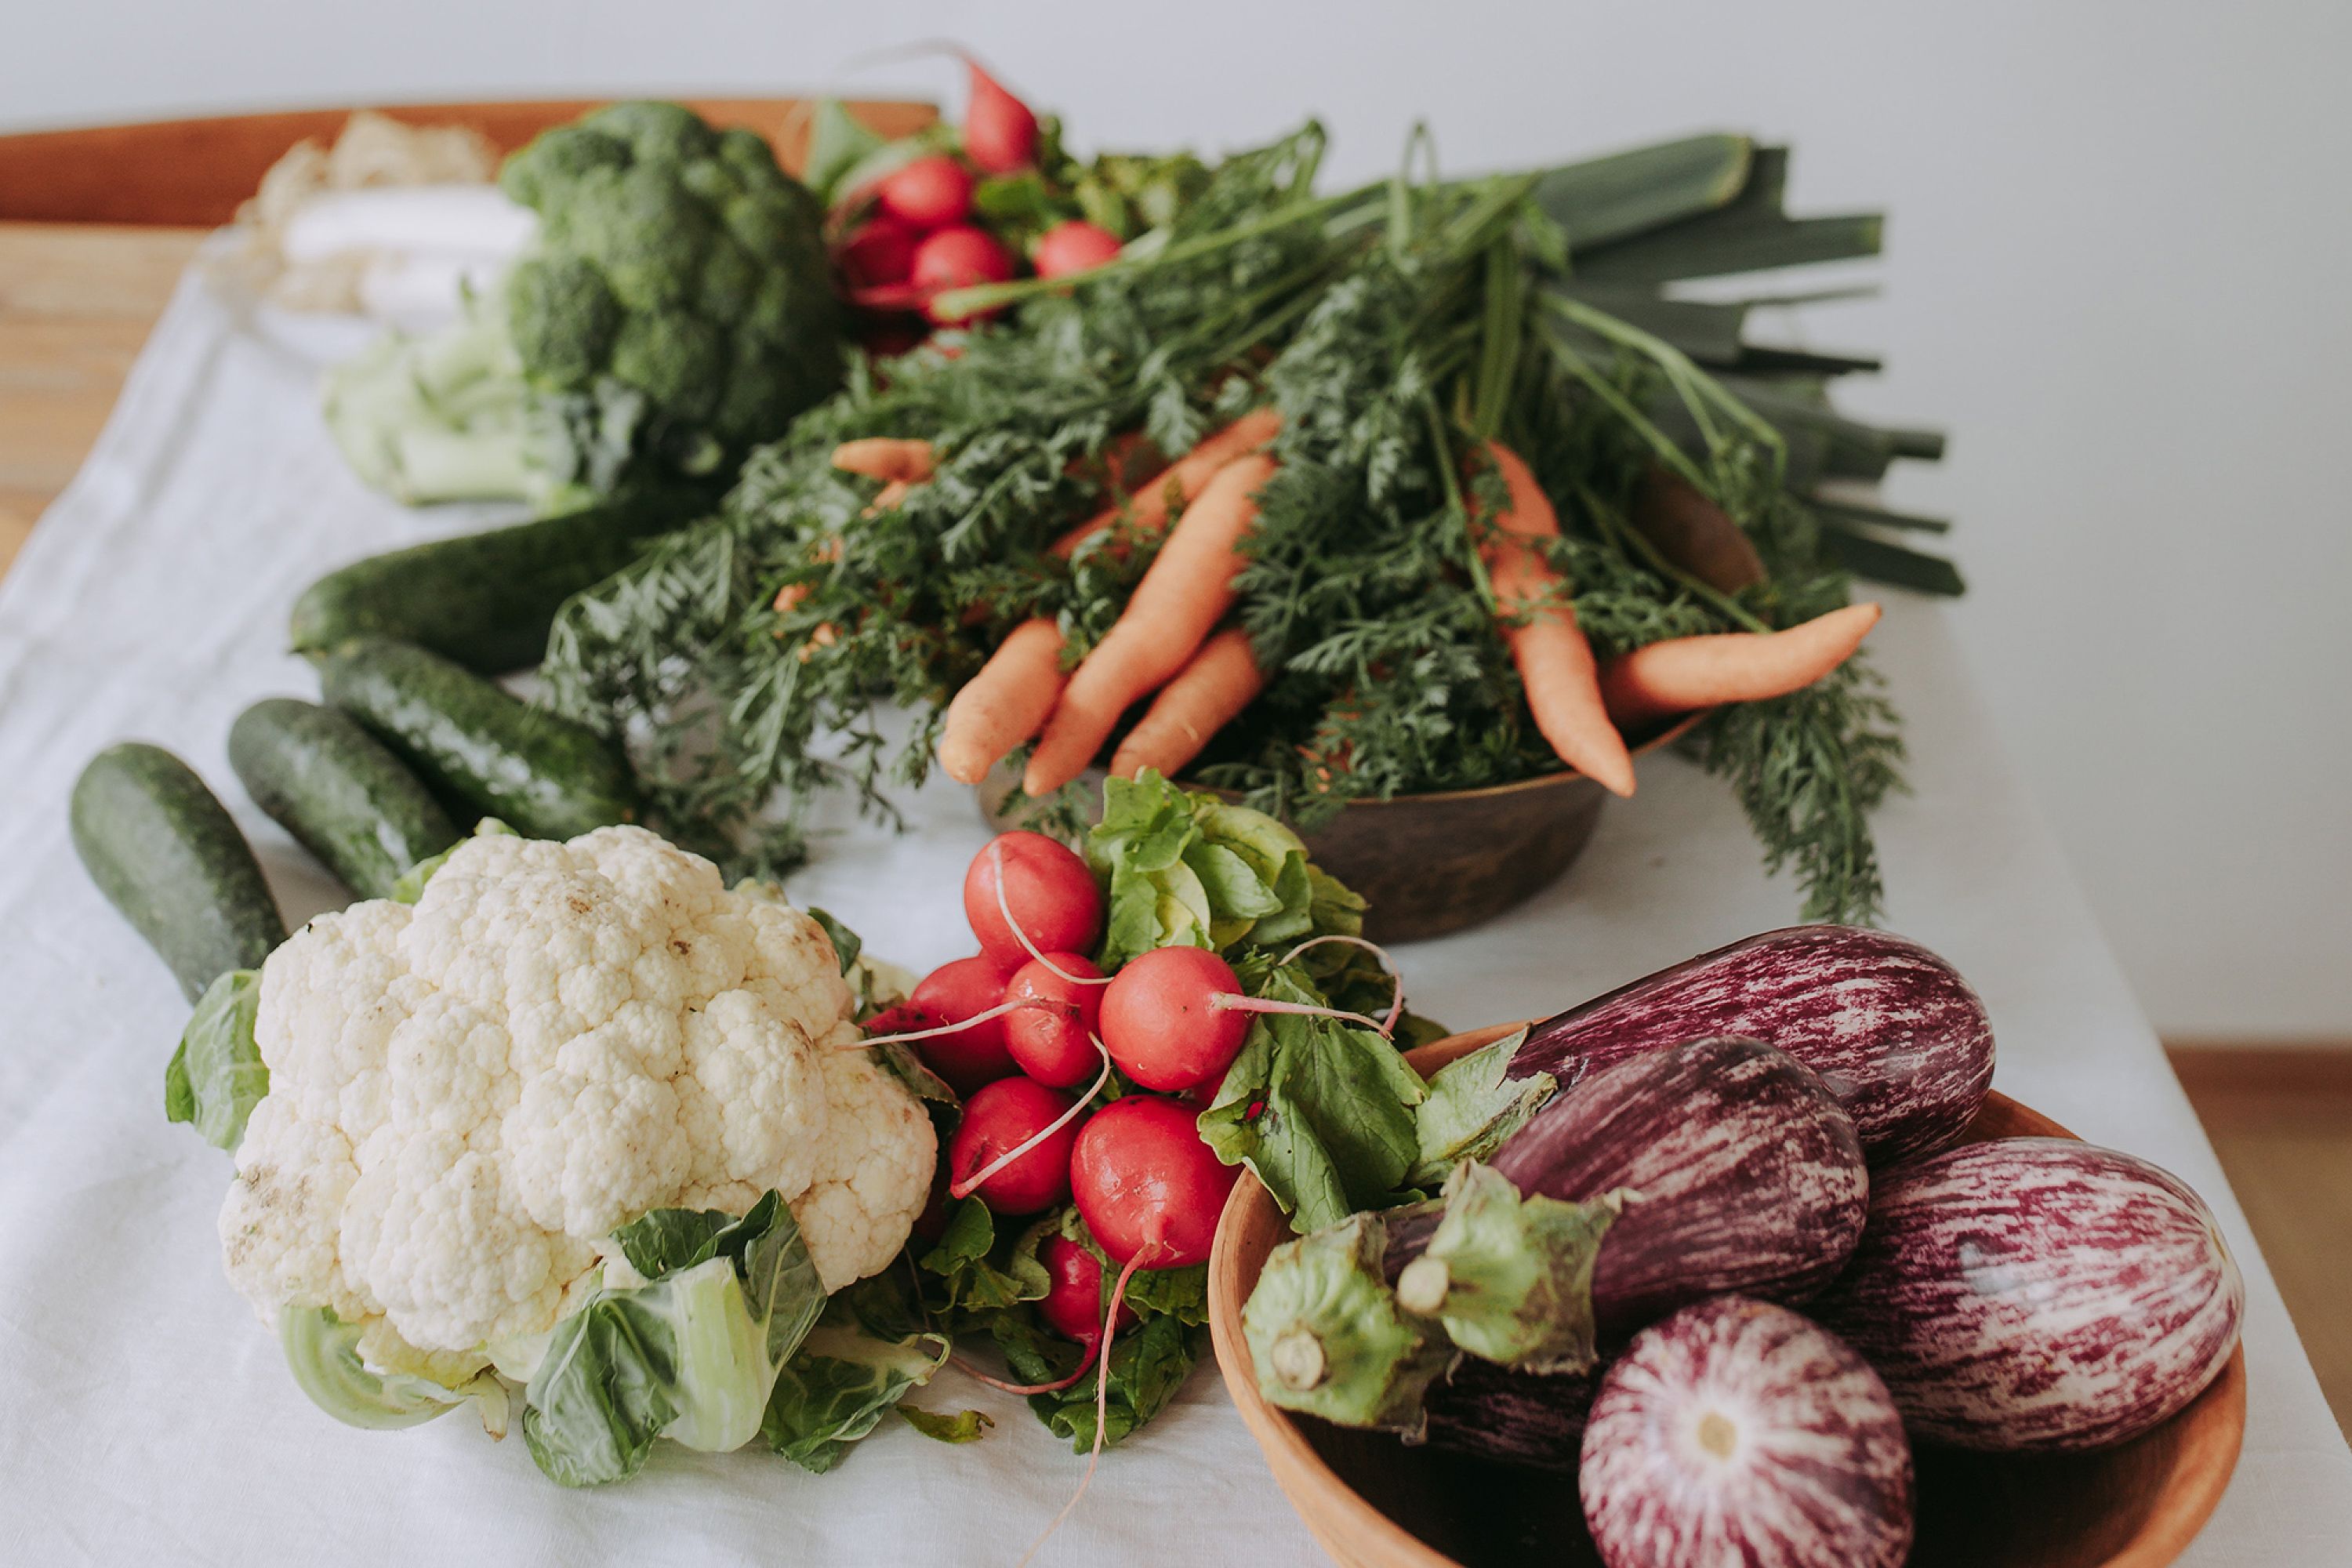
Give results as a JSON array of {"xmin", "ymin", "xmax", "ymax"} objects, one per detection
[{"xmin": 323, "ymin": 101, "xmax": 842, "ymax": 509}]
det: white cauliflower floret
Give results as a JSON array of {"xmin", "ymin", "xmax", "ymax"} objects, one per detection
[
  {"xmin": 786, "ymin": 1022, "xmax": 940, "ymax": 1292},
  {"xmin": 219, "ymin": 826, "xmax": 935, "ymax": 1367}
]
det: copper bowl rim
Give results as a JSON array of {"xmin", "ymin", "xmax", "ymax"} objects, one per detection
[
  {"xmin": 1171, "ymin": 709, "xmax": 1708, "ymax": 811},
  {"xmin": 1205, "ymin": 1023, "xmax": 2251, "ymax": 1568}
]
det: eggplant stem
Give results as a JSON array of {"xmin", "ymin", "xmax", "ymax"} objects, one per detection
[
  {"xmin": 1395, "ymin": 1256, "xmax": 1451, "ymax": 1316},
  {"xmin": 1268, "ymin": 1330, "xmax": 1329, "ymax": 1392}
]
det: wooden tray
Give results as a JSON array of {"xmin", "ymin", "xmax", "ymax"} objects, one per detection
[
  {"xmin": 0, "ymin": 96, "xmax": 936, "ymax": 224},
  {"xmin": 1207, "ymin": 1023, "xmax": 2248, "ymax": 1568}
]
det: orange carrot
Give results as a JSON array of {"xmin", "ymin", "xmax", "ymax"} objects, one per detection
[
  {"xmin": 939, "ymin": 618, "xmax": 1069, "ymax": 785},
  {"xmin": 831, "ymin": 437, "xmax": 935, "ymax": 484},
  {"xmin": 1109, "ymin": 627, "xmax": 1265, "ymax": 781},
  {"xmin": 1025, "ymin": 452, "xmax": 1278, "ymax": 794},
  {"xmin": 1048, "ymin": 407, "xmax": 1282, "ymax": 560},
  {"xmin": 1601, "ymin": 603, "xmax": 1882, "ymax": 728},
  {"xmin": 1476, "ymin": 442, "xmax": 1635, "ymax": 798}
]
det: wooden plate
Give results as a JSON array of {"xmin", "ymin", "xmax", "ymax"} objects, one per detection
[{"xmin": 1207, "ymin": 1023, "xmax": 2249, "ymax": 1568}]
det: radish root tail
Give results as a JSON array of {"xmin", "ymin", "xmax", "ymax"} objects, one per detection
[
  {"xmin": 1274, "ymin": 933, "xmax": 1406, "ymax": 1036},
  {"xmin": 991, "ymin": 839, "xmax": 1112, "ymax": 987},
  {"xmin": 1017, "ymin": 1239, "xmax": 1156, "ymax": 1568},
  {"xmin": 946, "ymin": 1034, "xmax": 1115, "ymax": 1201}
]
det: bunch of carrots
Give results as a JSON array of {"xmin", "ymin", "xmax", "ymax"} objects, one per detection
[{"xmin": 829, "ymin": 416, "xmax": 1882, "ymax": 800}]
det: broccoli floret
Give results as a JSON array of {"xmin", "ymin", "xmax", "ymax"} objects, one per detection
[
  {"xmin": 327, "ymin": 101, "xmax": 841, "ymax": 510},
  {"xmin": 506, "ymin": 256, "xmax": 620, "ymax": 385}
]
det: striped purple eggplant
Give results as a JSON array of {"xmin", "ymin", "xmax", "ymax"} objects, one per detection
[
  {"xmin": 1810, "ymin": 1137, "xmax": 2244, "ymax": 1452},
  {"xmin": 1501, "ymin": 925, "xmax": 1994, "ymax": 1163},
  {"xmin": 1405, "ymin": 1036, "xmax": 1871, "ymax": 1340},
  {"xmin": 1247, "ymin": 1038, "xmax": 1870, "ymax": 1436},
  {"xmin": 1580, "ymin": 1297, "xmax": 1914, "ymax": 1568},
  {"xmin": 1420, "ymin": 1356, "xmax": 1596, "ymax": 1472}
]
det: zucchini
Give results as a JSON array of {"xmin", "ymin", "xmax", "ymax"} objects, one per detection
[
  {"xmin": 70, "ymin": 742, "xmax": 288, "ymax": 1001},
  {"xmin": 288, "ymin": 483, "xmax": 718, "ymax": 673},
  {"xmin": 229, "ymin": 697, "xmax": 464, "ymax": 901},
  {"xmin": 317, "ymin": 637, "xmax": 639, "ymax": 840}
]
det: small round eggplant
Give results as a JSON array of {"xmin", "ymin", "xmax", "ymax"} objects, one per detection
[
  {"xmin": 1581, "ymin": 1296, "xmax": 1914, "ymax": 1568},
  {"xmin": 1811, "ymin": 1137, "xmax": 2244, "ymax": 1451}
]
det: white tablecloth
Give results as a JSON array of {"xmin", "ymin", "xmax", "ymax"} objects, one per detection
[{"xmin": 2, "ymin": 264, "xmax": 2345, "ymax": 1567}]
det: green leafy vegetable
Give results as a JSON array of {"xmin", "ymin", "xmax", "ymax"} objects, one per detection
[
  {"xmin": 164, "ymin": 967, "xmax": 267, "ymax": 1152},
  {"xmin": 279, "ymin": 1305, "xmax": 504, "ymax": 1432},
  {"xmin": 764, "ymin": 1271, "xmax": 950, "ymax": 1472},
  {"xmin": 1198, "ymin": 958, "xmax": 1427, "ymax": 1233},
  {"xmin": 993, "ymin": 1312, "xmax": 1203, "ymax": 1453},
  {"xmin": 898, "ymin": 1404, "xmax": 993, "ymax": 1443},
  {"xmin": 522, "ymin": 1191, "xmax": 826, "ymax": 1486},
  {"xmin": 918, "ymin": 1198, "xmax": 1051, "ymax": 1332},
  {"xmin": 1404, "ymin": 1026, "xmax": 1556, "ymax": 1189}
]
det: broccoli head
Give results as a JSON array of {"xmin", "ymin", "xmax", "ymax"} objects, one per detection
[
  {"xmin": 325, "ymin": 102, "xmax": 841, "ymax": 510},
  {"xmin": 499, "ymin": 103, "xmax": 843, "ymax": 478}
]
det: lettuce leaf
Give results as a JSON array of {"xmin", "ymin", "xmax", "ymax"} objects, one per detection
[
  {"xmin": 1197, "ymin": 960, "xmax": 1428, "ymax": 1233},
  {"xmin": 1087, "ymin": 771, "xmax": 1350, "ymax": 968}
]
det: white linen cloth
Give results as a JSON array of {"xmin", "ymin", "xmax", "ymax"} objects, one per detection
[{"xmin": 1, "ymin": 263, "xmax": 2345, "ymax": 1567}]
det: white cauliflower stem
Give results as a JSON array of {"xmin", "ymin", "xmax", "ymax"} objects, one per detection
[{"xmin": 219, "ymin": 826, "xmax": 934, "ymax": 1378}]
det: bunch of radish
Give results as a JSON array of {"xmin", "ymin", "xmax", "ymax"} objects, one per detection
[
  {"xmin": 867, "ymin": 831, "xmax": 1257, "ymax": 1336},
  {"xmin": 1245, "ymin": 927, "xmax": 2249, "ymax": 1568},
  {"xmin": 826, "ymin": 56, "xmax": 1124, "ymax": 334}
]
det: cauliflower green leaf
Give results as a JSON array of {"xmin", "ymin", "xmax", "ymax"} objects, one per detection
[
  {"xmin": 522, "ymin": 1191, "xmax": 826, "ymax": 1486},
  {"xmin": 164, "ymin": 967, "xmax": 267, "ymax": 1152}
]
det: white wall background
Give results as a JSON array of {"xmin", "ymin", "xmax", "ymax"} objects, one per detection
[{"xmin": 5, "ymin": 0, "xmax": 2346, "ymax": 1038}]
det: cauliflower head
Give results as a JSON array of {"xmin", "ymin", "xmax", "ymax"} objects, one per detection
[{"xmin": 218, "ymin": 826, "xmax": 933, "ymax": 1376}]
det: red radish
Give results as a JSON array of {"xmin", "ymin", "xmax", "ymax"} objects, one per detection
[
  {"xmin": 1099, "ymin": 946, "xmax": 1392, "ymax": 1093},
  {"xmin": 949, "ymin": 1077, "xmax": 1082, "ymax": 1213},
  {"xmin": 1038, "ymin": 1232, "xmax": 1139, "ymax": 1342},
  {"xmin": 1069, "ymin": 1094, "xmax": 1237, "ymax": 1268},
  {"xmin": 875, "ymin": 154, "xmax": 974, "ymax": 230},
  {"xmin": 1580, "ymin": 1297, "xmax": 1915, "ymax": 1568},
  {"xmin": 961, "ymin": 58, "xmax": 1039, "ymax": 173},
  {"xmin": 1100, "ymin": 947, "xmax": 1250, "ymax": 1091},
  {"xmin": 908, "ymin": 955, "xmax": 1019, "ymax": 1094},
  {"xmin": 911, "ymin": 226, "xmax": 1015, "ymax": 324},
  {"xmin": 1004, "ymin": 952, "xmax": 1106, "ymax": 1087},
  {"xmin": 837, "ymin": 216, "xmax": 919, "ymax": 288},
  {"xmin": 964, "ymin": 832, "xmax": 1103, "ymax": 967},
  {"xmin": 1033, "ymin": 220, "xmax": 1122, "ymax": 279}
]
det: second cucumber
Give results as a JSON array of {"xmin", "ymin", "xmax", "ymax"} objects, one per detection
[
  {"xmin": 230, "ymin": 698, "xmax": 464, "ymax": 901},
  {"xmin": 317, "ymin": 638, "xmax": 639, "ymax": 841}
]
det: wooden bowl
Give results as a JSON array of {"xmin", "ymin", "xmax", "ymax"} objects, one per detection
[
  {"xmin": 976, "ymin": 713, "xmax": 1704, "ymax": 945},
  {"xmin": 1207, "ymin": 1024, "xmax": 2249, "ymax": 1568}
]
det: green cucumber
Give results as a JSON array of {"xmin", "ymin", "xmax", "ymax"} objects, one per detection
[
  {"xmin": 229, "ymin": 697, "xmax": 464, "ymax": 901},
  {"xmin": 317, "ymin": 637, "xmax": 639, "ymax": 840},
  {"xmin": 289, "ymin": 483, "xmax": 719, "ymax": 673},
  {"xmin": 70, "ymin": 742, "xmax": 288, "ymax": 1001}
]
